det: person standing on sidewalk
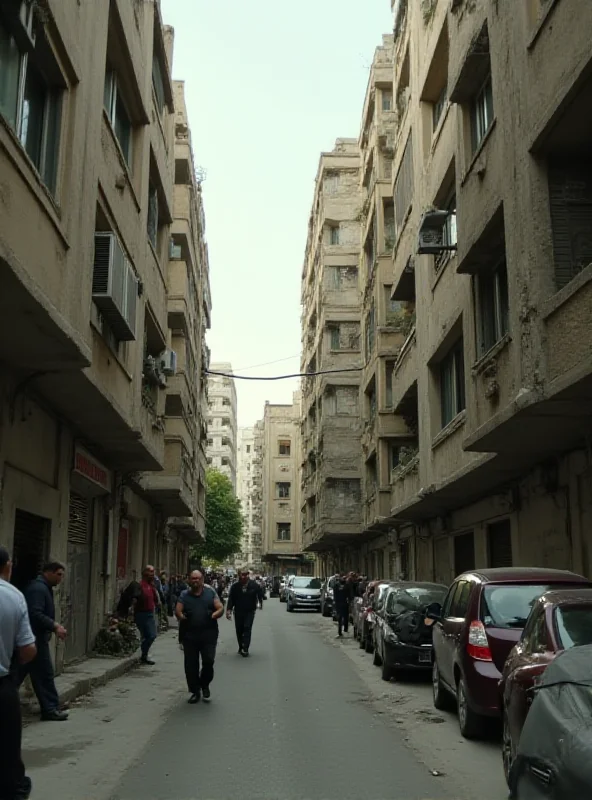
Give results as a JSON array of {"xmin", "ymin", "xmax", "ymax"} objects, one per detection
[
  {"xmin": 176, "ymin": 568, "xmax": 224, "ymax": 704},
  {"xmin": 0, "ymin": 546, "xmax": 37, "ymax": 800},
  {"xmin": 19, "ymin": 560, "xmax": 69, "ymax": 721},
  {"xmin": 334, "ymin": 573, "xmax": 352, "ymax": 638},
  {"xmin": 226, "ymin": 568, "xmax": 264, "ymax": 657},
  {"xmin": 132, "ymin": 565, "xmax": 160, "ymax": 665}
]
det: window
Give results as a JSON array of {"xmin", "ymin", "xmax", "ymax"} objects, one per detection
[
  {"xmin": 276, "ymin": 482, "xmax": 291, "ymax": 499},
  {"xmin": 147, "ymin": 183, "xmax": 158, "ymax": 248},
  {"xmin": 277, "ymin": 523, "xmax": 291, "ymax": 542},
  {"xmin": 246, "ymin": 445, "xmax": 251, "ymax": 453},
  {"xmin": 0, "ymin": 19, "xmax": 62, "ymax": 194},
  {"xmin": 478, "ymin": 259, "xmax": 509, "ymax": 354},
  {"xmin": 394, "ymin": 133, "xmax": 414, "ymax": 238},
  {"xmin": 433, "ymin": 84, "xmax": 447, "ymax": 131},
  {"xmin": 278, "ymin": 440, "xmax": 291, "ymax": 456},
  {"xmin": 450, "ymin": 580, "xmax": 471, "ymax": 618},
  {"xmin": 388, "ymin": 442, "xmax": 401, "ymax": 471},
  {"xmin": 382, "ymin": 89, "xmax": 393, "ymax": 112},
  {"xmin": 548, "ymin": 162, "xmax": 592, "ymax": 290},
  {"xmin": 330, "ymin": 325, "xmax": 340, "ymax": 351},
  {"xmin": 440, "ymin": 339, "xmax": 465, "ymax": 427},
  {"xmin": 104, "ymin": 70, "xmax": 132, "ymax": 165},
  {"xmin": 329, "ymin": 225, "xmax": 340, "ymax": 245},
  {"xmin": 385, "ymin": 360, "xmax": 395, "ymax": 407},
  {"xmin": 471, "ymin": 75, "xmax": 494, "ymax": 153},
  {"xmin": 324, "ymin": 172, "xmax": 339, "ymax": 195},
  {"xmin": 365, "ymin": 304, "xmax": 376, "ymax": 357},
  {"xmin": 555, "ymin": 606, "xmax": 592, "ymax": 650},
  {"xmin": 435, "ymin": 193, "xmax": 457, "ymax": 272},
  {"xmin": 152, "ymin": 51, "xmax": 166, "ymax": 114}
]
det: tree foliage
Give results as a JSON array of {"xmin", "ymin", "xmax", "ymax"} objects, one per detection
[{"xmin": 191, "ymin": 469, "xmax": 243, "ymax": 563}]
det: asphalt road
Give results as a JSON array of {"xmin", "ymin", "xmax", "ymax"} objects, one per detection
[
  {"xmin": 22, "ymin": 599, "xmax": 506, "ymax": 800},
  {"xmin": 113, "ymin": 599, "xmax": 450, "ymax": 800}
]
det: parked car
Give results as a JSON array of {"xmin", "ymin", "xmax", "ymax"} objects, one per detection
[
  {"xmin": 286, "ymin": 576, "xmax": 322, "ymax": 612},
  {"xmin": 320, "ymin": 575, "xmax": 338, "ymax": 617},
  {"xmin": 356, "ymin": 583, "xmax": 377, "ymax": 646},
  {"xmin": 428, "ymin": 567, "xmax": 591, "ymax": 738},
  {"xmin": 373, "ymin": 582, "xmax": 447, "ymax": 681},
  {"xmin": 507, "ymin": 644, "xmax": 592, "ymax": 799},
  {"xmin": 500, "ymin": 587, "xmax": 592, "ymax": 785},
  {"xmin": 361, "ymin": 580, "xmax": 392, "ymax": 653},
  {"xmin": 279, "ymin": 576, "xmax": 292, "ymax": 603}
]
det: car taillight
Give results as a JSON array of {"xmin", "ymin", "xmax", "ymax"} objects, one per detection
[{"xmin": 467, "ymin": 621, "xmax": 493, "ymax": 661}]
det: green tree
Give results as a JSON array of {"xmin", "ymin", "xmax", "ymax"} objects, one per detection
[{"xmin": 191, "ymin": 469, "xmax": 243, "ymax": 563}]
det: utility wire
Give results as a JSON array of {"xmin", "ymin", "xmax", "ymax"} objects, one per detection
[
  {"xmin": 205, "ymin": 367, "xmax": 364, "ymax": 381},
  {"xmin": 232, "ymin": 354, "xmax": 301, "ymax": 371}
]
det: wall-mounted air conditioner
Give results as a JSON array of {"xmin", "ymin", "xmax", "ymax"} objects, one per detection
[
  {"xmin": 93, "ymin": 232, "xmax": 138, "ymax": 341},
  {"xmin": 159, "ymin": 349, "xmax": 177, "ymax": 376},
  {"xmin": 417, "ymin": 209, "xmax": 457, "ymax": 255}
]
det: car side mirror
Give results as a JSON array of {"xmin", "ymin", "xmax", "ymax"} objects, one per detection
[{"xmin": 425, "ymin": 602, "xmax": 443, "ymax": 622}]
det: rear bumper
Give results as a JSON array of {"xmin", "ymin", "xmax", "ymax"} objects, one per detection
[
  {"xmin": 463, "ymin": 658, "xmax": 503, "ymax": 717},
  {"xmin": 384, "ymin": 641, "xmax": 434, "ymax": 670}
]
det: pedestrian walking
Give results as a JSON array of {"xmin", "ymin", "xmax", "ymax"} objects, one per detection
[
  {"xmin": 0, "ymin": 546, "xmax": 37, "ymax": 800},
  {"xmin": 176, "ymin": 569, "xmax": 224, "ymax": 704},
  {"xmin": 132, "ymin": 565, "xmax": 160, "ymax": 665},
  {"xmin": 19, "ymin": 559, "xmax": 69, "ymax": 721},
  {"xmin": 226, "ymin": 568, "xmax": 264, "ymax": 657},
  {"xmin": 334, "ymin": 573, "xmax": 352, "ymax": 638}
]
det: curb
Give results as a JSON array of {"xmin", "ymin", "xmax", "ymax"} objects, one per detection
[{"xmin": 59, "ymin": 652, "xmax": 141, "ymax": 705}]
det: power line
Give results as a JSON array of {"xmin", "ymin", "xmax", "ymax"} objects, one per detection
[
  {"xmin": 205, "ymin": 367, "xmax": 364, "ymax": 381},
  {"xmin": 233, "ymin": 354, "xmax": 301, "ymax": 371}
]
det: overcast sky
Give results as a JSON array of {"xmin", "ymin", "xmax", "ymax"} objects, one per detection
[{"xmin": 161, "ymin": 0, "xmax": 393, "ymax": 426}]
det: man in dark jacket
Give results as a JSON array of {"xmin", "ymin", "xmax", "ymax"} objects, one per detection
[
  {"xmin": 334, "ymin": 573, "xmax": 353, "ymax": 638},
  {"xmin": 226, "ymin": 568, "xmax": 264, "ymax": 657},
  {"xmin": 19, "ymin": 560, "xmax": 68, "ymax": 721}
]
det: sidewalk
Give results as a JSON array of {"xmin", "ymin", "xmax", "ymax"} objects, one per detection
[{"xmin": 21, "ymin": 619, "xmax": 178, "ymax": 716}]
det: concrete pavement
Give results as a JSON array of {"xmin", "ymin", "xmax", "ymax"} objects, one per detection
[{"xmin": 21, "ymin": 600, "xmax": 507, "ymax": 800}]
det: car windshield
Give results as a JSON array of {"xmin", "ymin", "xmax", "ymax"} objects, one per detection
[
  {"xmin": 392, "ymin": 586, "xmax": 447, "ymax": 612},
  {"xmin": 555, "ymin": 605, "xmax": 592, "ymax": 649},
  {"xmin": 482, "ymin": 584, "xmax": 580, "ymax": 629},
  {"xmin": 293, "ymin": 578, "xmax": 321, "ymax": 589}
]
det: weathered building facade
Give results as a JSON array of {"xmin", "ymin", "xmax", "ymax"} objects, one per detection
[
  {"xmin": 236, "ymin": 426, "xmax": 263, "ymax": 570},
  {"xmin": 300, "ymin": 140, "xmax": 363, "ymax": 575},
  {"xmin": 261, "ymin": 398, "xmax": 310, "ymax": 576},
  {"xmin": 0, "ymin": 0, "xmax": 210, "ymax": 668},
  {"xmin": 206, "ymin": 363, "xmax": 238, "ymax": 491}
]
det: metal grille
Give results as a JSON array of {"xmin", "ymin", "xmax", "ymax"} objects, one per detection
[
  {"xmin": 68, "ymin": 493, "xmax": 90, "ymax": 544},
  {"xmin": 487, "ymin": 519, "xmax": 513, "ymax": 568}
]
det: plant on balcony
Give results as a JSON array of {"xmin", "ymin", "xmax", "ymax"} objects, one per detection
[
  {"xmin": 385, "ymin": 303, "xmax": 416, "ymax": 334},
  {"xmin": 191, "ymin": 469, "xmax": 243, "ymax": 563}
]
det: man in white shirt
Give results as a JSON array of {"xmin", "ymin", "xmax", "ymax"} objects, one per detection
[{"xmin": 0, "ymin": 546, "xmax": 37, "ymax": 800}]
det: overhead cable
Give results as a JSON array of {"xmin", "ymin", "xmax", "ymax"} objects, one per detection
[{"xmin": 205, "ymin": 367, "xmax": 364, "ymax": 381}]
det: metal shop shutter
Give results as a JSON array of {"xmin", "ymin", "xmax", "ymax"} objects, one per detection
[
  {"xmin": 488, "ymin": 519, "xmax": 513, "ymax": 568},
  {"xmin": 68, "ymin": 493, "xmax": 90, "ymax": 544}
]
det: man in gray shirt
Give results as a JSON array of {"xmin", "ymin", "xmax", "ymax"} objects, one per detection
[{"xmin": 0, "ymin": 545, "xmax": 37, "ymax": 800}]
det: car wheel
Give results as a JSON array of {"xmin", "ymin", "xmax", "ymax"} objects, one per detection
[
  {"xmin": 432, "ymin": 661, "xmax": 453, "ymax": 711},
  {"xmin": 457, "ymin": 677, "xmax": 482, "ymax": 739},
  {"xmin": 502, "ymin": 708, "xmax": 515, "ymax": 787},
  {"xmin": 381, "ymin": 658, "xmax": 392, "ymax": 681}
]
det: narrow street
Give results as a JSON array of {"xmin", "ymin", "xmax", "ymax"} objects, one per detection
[{"xmin": 22, "ymin": 600, "xmax": 506, "ymax": 800}]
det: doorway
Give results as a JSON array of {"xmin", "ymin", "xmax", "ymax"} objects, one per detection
[{"xmin": 12, "ymin": 510, "xmax": 50, "ymax": 591}]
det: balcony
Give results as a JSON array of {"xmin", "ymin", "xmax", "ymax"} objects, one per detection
[
  {"xmin": 391, "ymin": 327, "xmax": 418, "ymax": 412},
  {"xmin": 390, "ymin": 452, "xmax": 420, "ymax": 516},
  {"xmin": 166, "ymin": 371, "xmax": 195, "ymax": 418},
  {"xmin": 363, "ymin": 488, "xmax": 392, "ymax": 530},
  {"xmin": 167, "ymin": 259, "xmax": 195, "ymax": 335},
  {"xmin": 140, "ymin": 439, "xmax": 195, "ymax": 517}
]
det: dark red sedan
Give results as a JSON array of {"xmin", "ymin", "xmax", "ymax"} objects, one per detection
[{"xmin": 500, "ymin": 587, "xmax": 592, "ymax": 786}]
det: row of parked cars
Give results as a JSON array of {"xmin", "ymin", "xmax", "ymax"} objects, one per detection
[{"xmin": 349, "ymin": 567, "xmax": 592, "ymax": 796}]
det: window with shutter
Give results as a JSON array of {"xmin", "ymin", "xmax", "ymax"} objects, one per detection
[
  {"xmin": 487, "ymin": 519, "xmax": 512, "ymax": 567},
  {"xmin": 453, "ymin": 531, "xmax": 475, "ymax": 576},
  {"xmin": 548, "ymin": 162, "xmax": 592, "ymax": 290}
]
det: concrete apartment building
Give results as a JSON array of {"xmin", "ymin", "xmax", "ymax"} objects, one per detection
[
  {"xmin": 261, "ymin": 398, "xmax": 310, "ymax": 576},
  {"xmin": 250, "ymin": 419, "xmax": 265, "ymax": 570},
  {"xmin": 206, "ymin": 363, "xmax": 238, "ymax": 491},
  {"xmin": 357, "ymin": 35, "xmax": 417, "ymax": 579},
  {"xmin": 300, "ymin": 140, "xmax": 364, "ymax": 575},
  {"xmin": 0, "ymin": 0, "xmax": 210, "ymax": 669},
  {"xmin": 236, "ymin": 426, "xmax": 263, "ymax": 570},
  {"xmin": 377, "ymin": 0, "xmax": 592, "ymax": 585}
]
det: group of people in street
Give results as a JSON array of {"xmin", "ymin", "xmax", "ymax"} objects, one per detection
[
  {"xmin": 0, "ymin": 546, "xmax": 268, "ymax": 800},
  {"xmin": 0, "ymin": 547, "xmax": 69, "ymax": 800},
  {"xmin": 333, "ymin": 572, "xmax": 370, "ymax": 637}
]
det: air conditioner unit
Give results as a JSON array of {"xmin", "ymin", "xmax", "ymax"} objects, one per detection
[
  {"xmin": 159, "ymin": 349, "xmax": 177, "ymax": 376},
  {"xmin": 417, "ymin": 209, "xmax": 457, "ymax": 255},
  {"xmin": 93, "ymin": 233, "xmax": 137, "ymax": 341}
]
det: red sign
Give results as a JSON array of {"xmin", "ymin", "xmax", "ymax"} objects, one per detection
[{"xmin": 73, "ymin": 446, "xmax": 110, "ymax": 491}]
